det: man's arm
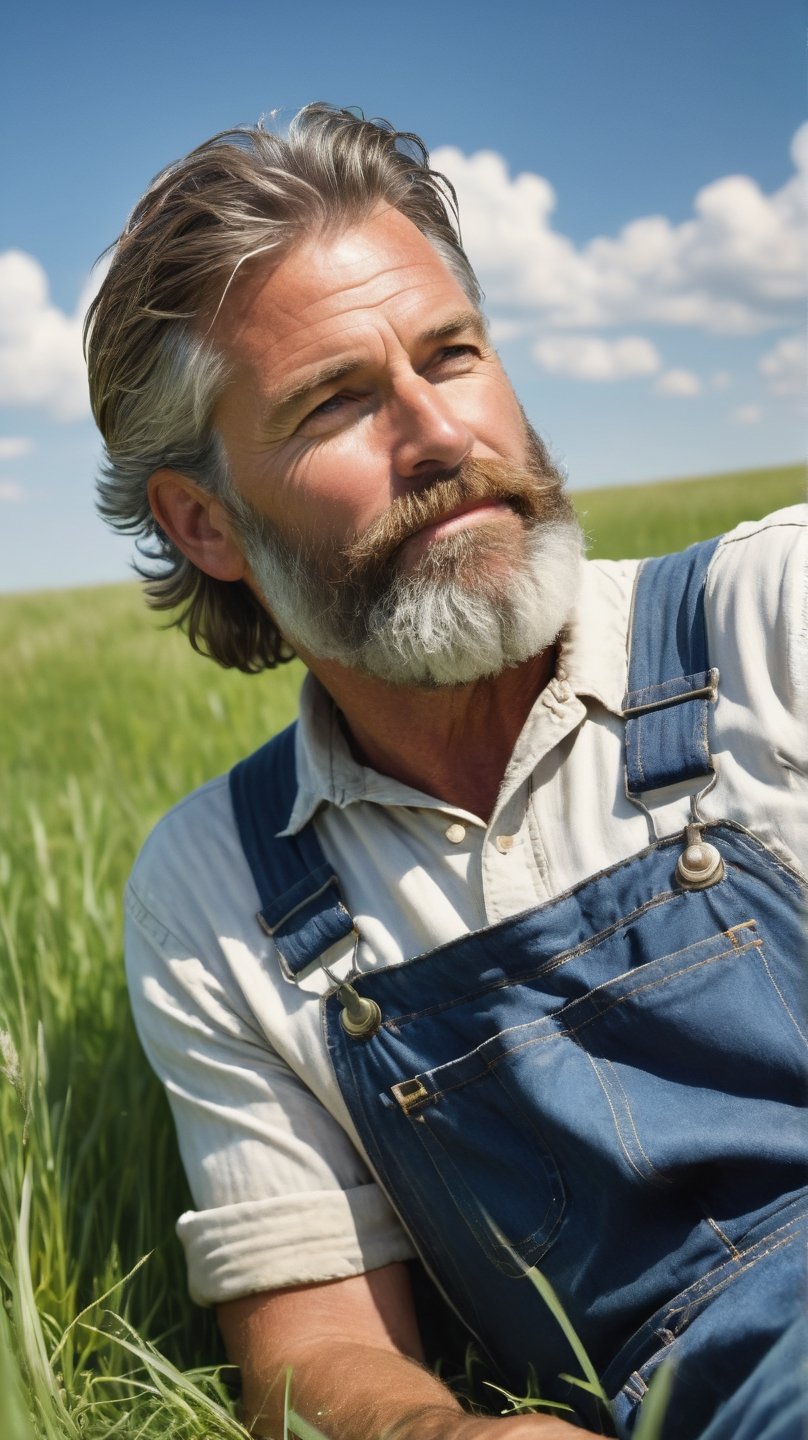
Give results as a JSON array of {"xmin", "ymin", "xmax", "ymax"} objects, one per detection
[{"xmin": 217, "ymin": 1262, "xmax": 581, "ymax": 1440}]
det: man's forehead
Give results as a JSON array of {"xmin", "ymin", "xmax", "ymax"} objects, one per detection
[
  {"xmin": 212, "ymin": 206, "xmax": 472, "ymax": 351},
  {"xmin": 211, "ymin": 207, "xmax": 483, "ymax": 408}
]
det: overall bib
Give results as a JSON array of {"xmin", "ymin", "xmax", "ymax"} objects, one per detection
[{"xmin": 231, "ymin": 540, "xmax": 808, "ymax": 1439}]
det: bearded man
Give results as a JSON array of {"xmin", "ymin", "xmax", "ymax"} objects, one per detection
[{"xmin": 86, "ymin": 104, "xmax": 808, "ymax": 1440}]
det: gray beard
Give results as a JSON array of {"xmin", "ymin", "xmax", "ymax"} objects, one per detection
[{"xmin": 238, "ymin": 508, "xmax": 583, "ymax": 689}]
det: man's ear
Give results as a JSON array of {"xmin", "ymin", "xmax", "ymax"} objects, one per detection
[{"xmin": 147, "ymin": 469, "xmax": 247, "ymax": 582}]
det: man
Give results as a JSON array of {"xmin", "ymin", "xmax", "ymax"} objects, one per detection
[{"xmin": 86, "ymin": 104, "xmax": 807, "ymax": 1440}]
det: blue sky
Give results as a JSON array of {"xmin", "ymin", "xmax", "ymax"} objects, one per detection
[{"xmin": 1, "ymin": 0, "xmax": 804, "ymax": 592}]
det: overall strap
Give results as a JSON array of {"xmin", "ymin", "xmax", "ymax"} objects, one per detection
[
  {"xmin": 229, "ymin": 722, "xmax": 355, "ymax": 978},
  {"xmin": 623, "ymin": 536, "xmax": 721, "ymax": 795}
]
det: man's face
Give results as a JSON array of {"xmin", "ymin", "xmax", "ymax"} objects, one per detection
[{"xmin": 212, "ymin": 206, "xmax": 581, "ymax": 686}]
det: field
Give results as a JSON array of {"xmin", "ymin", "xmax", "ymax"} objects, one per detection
[{"xmin": 0, "ymin": 462, "xmax": 804, "ymax": 1439}]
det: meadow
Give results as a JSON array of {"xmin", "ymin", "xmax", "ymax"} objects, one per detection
[{"xmin": 0, "ymin": 462, "xmax": 804, "ymax": 1439}]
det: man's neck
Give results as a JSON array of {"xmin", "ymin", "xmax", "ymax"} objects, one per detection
[{"xmin": 298, "ymin": 648, "xmax": 556, "ymax": 822}]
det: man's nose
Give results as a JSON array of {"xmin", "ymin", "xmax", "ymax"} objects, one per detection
[{"xmin": 387, "ymin": 375, "xmax": 474, "ymax": 482}]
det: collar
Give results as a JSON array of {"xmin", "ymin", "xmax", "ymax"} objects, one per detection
[
  {"xmin": 560, "ymin": 555, "xmax": 638, "ymax": 713},
  {"xmin": 281, "ymin": 555, "xmax": 639, "ymax": 836}
]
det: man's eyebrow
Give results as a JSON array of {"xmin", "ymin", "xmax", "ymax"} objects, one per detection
[
  {"xmin": 264, "ymin": 359, "xmax": 364, "ymax": 418},
  {"xmin": 421, "ymin": 310, "xmax": 489, "ymax": 346},
  {"xmin": 261, "ymin": 309, "xmax": 489, "ymax": 422}
]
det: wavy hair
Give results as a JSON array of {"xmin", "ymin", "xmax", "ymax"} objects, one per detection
[{"xmin": 84, "ymin": 103, "xmax": 482, "ymax": 671}]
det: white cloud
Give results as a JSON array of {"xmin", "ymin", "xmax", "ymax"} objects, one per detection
[
  {"xmin": 731, "ymin": 404, "xmax": 763, "ymax": 425},
  {"xmin": 655, "ymin": 369, "xmax": 702, "ymax": 397},
  {"xmin": 710, "ymin": 371, "xmax": 732, "ymax": 390},
  {"xmin": 0, "ymin": 436, "xmax": 32, "ymax": 460},
  {"xmin": 0, "ymin": 480, "xmax": 23, "ymax": 501},
  {"xmin": 532, "ymin": 334, "xmax": 661, "ymax": 381},
  {"xmin": 488, "ymin": 316, "xmax": 529, "ymax": 345},
  {"xmin": 434, "ymin": 121, "xmax": 808, "ymax": 335},
  {"xmin": 0, "ymin": 251, "xmax": 109, "ymax": 422},
  {"xmin": 759, "ymin": 332, "xmax": 805, "ymax": 395}
]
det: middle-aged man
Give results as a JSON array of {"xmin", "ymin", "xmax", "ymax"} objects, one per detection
[{"xmin": 85, "ymin": 105, "xmax": 807, "ymax": 1440}]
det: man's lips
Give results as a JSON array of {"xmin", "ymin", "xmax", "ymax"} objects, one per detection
[{"xmin": 402, "ymin": 498, "xmax": 513, "ymax": 550}]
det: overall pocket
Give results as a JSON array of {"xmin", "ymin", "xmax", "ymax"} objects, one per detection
[{"xmin": 390, "ymin": 918, "xmax": 806, "ymax": 1274}]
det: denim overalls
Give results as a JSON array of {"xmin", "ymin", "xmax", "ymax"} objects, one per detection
[{"xmin": 231, "ymin": 539, "xmax": 808, "ymax": 1439}]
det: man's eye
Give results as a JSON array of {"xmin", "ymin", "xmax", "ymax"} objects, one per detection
[
  {"xmin": 300, "ymin": 393, "xmax": 354, "ymax": 428},
  {"xmin": 433, "ymin": 344, "xmax": 478, "ymax": 369},
  {"xmin": 313, "ymin": 393, "xmax": 350, "ymax": 416}
]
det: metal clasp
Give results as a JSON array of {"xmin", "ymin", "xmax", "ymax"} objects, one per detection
[
  {"xmin": 390, "ymin": 1078, "xmax": 428, "ymax": 1114},
  {"xmin": 337, "ymin": 983, "xmax": 382, "ymax": 1039},
  {"xmin": 676, "ymin": 823, "xmax": 724, "ymax": 890}
]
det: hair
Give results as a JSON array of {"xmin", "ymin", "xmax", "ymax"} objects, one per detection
[{"xmin": 84, "ymin": 102, "xmax": 482, "ymax": 672}]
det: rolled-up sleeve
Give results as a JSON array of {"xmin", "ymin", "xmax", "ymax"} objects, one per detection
[{"xmin": 124, "ymin": 879, "xmax": 414, "ymax": 1304}]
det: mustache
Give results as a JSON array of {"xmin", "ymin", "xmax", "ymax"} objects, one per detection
[{"xmin": 339, "ymin": 455, "xmax": 565, "ymax": 581}]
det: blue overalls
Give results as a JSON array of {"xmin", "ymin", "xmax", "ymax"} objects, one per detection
[{"xmin": 230, "ymin": 539, "xmax": 808, "ymax": 1439}]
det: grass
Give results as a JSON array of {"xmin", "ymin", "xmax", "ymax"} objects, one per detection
[
  {"xmin": 0, "ymin": 461, "xmax": 803, "ymax": 1438},
  {"xmin": 571, "ymin": 459, "xmax": 804, "ymax": 558}
]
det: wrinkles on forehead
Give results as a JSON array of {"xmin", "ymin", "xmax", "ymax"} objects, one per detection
[{"xmin": 209, "ymin": 207, "xmax": 487, "ymax": 435}]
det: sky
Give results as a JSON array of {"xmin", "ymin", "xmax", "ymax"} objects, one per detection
[{"xmin": 1, "ymin": 0, "xmax": 805, "ymax": 593}]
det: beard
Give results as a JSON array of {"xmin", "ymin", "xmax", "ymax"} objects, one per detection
[{"xmin": 227, "ymin": 424, "xmax": 583, "ymax": 688}]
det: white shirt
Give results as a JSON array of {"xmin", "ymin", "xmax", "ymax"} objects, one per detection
[{"xmin": 124, "ymin": 508, "xmax": 808, "ymax": 1305}]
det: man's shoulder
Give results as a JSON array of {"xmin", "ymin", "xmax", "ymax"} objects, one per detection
[
  {"xmin": 713, "ymin": 502, "xmax": 807, "ymax": 555},
  {"xmin": 128, "ymin": 770, "xmax": 245, "ymax": 916},
  {"xmin": 707, "ymin": 503, "xmax": 807, "ymax": 605}
]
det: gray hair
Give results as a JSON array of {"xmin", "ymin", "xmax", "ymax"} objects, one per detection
[{"xmin": 84, "ymin": 103, "xmax": 482, "ymax": 671}]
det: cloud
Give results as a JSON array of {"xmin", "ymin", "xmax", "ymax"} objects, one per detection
[
  {"xmin": 532, "ymin": 334, "xmax": 661, "ymax": 381},
  {"xmin": 0, "ymin": 480, "xmax": 24, "ymax": 501},
  {"xmin": 0, "ymin": 252, "xmax": 109, "ymax": 421},
  {"xmin": 433, "ymin": 121, "xmax": 808, "ymax": 336},
  {"xmin": 488, "ymin": 316, "xmax": 530, "ymax": 344},
  {"xmin": 0, "ymin": 436, "xmax": 32, "ymax": 460},
  {"xmin": 710, "ymin": 371, "xmax": 732, "ymax": 390},
  {"xmin": 655, "ymin": 369, "xmax": 702, "ymax": 397},
  {"xmin": 731, "ymin": 404, "xmax": 763, "ymax": 425},
  {"xmin": 759, "ymin": 332, "xmax": 805, "ymax": 395}
]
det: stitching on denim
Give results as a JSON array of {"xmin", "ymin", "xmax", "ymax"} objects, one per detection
[
  {"xmin": 657, "ymin": 1211, "xmax": 808, "ymax": 1331},
  {"xmin": 632, "ymin": 717, "xmax": 646, "ymax": 788},
  {"xmin": 759, "ymin": 951, "xmax": 808, "ymax": 1049},
  {"xmin": 666, "ymin": 1227, "xmax": 802, "ymax": 1332},
  {"xmin": 383, "ymin": 885, "xmax": 679, "ymax": 1029},
  {"xmin": 582, "ymin": 1050, "xmax": 650, "ymax": 1185},
  {"xmin": 699, "ymin": 682, "xmax": 711, "ymax": 772},
  {"xmin": 423, "ymin": 939, "xmax": 761, "ymax": 1102},
  {"xmin": 624, "ymin": 1374, "xmax": 648, "ymax": 1403},
  {"xmin": 384, "ymin": 894, "xmax": 740, "ymax": 1033},
  {"xmin": 594, "ymin": 1053, "xmax": 674, "ymax": 1187},
  {"xmin": 625, "ymin": 1209, "xmax": 800, "ymax": 1388},
  {"xmin": 703, "ymin": 1216, "xmax": 742, "ymax": 1260}
]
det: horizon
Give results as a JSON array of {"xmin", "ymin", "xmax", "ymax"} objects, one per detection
[
  {"xmin": 2, "ymin": 459, "xmax": 801, "ymax": 601},
  {"xmin": 1, "ymin": 0, "xmax": 805, "ymax": 593}
]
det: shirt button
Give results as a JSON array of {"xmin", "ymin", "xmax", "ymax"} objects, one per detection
[
  {"xmin": 495, "ymin": 834, "xmax": 515, "ymax": 853},
  {"xmin": 446, "ymin": 823, "xmax": 466, "ymax": 843}
]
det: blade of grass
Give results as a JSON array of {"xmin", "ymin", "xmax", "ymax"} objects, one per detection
[
  {"xmin": 631, "ymin": 1360, "xmax": 675, "ymax": 1440},
  {"xmin": 523, "ymin": 1263, "xmax": 608, "ymax": 1404}
]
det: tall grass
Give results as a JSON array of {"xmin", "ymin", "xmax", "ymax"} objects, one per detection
[
  {"xmin": 1, "ymin": 464, "xmax": 804, "ymax": 1437},
  {"xmin": 1, "ymin": 588, "xmax": 302, "ymax": 1437}
]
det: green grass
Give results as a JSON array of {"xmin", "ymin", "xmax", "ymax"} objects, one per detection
[
  {"xmin": 571, "ymin": 460, "xmax": 804, "ymax": 558},
  {"xmin": 0, "ymin": 462, "xmax": 803, "ymax": 1438}
]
